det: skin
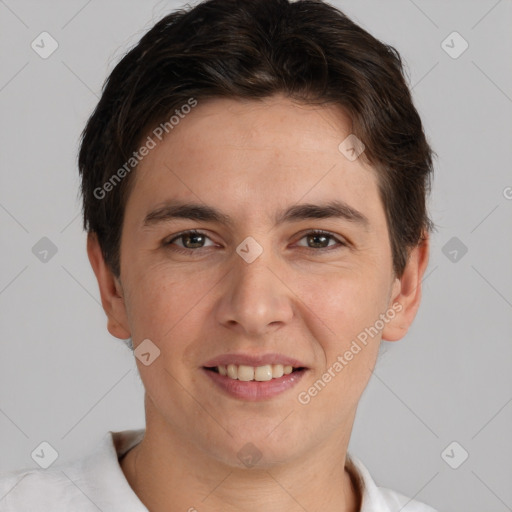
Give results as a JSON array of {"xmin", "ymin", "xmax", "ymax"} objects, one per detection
[{"xmin": 88, "ymin": 94, "xmax": 429, "ymax": 512}]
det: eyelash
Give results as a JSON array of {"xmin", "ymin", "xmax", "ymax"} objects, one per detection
[{"xmin": 164, "ymin": 229, "xmax": 347, "ymax": 254}]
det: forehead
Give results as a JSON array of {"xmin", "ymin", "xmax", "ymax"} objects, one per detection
[{"xmin": 125, "ymin": 95, "xmax": 385, "ymax": 230}]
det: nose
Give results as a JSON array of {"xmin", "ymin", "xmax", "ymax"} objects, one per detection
[{"xmin": 215, "ymin": 245, "xmax": 294, "ymax": 337}]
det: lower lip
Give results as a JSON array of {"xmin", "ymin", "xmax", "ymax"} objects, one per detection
[{"xmin": 202, "ymin": 368, "xmax": 307, "ymax": 401}]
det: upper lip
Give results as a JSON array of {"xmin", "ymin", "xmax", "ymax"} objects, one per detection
[{"xmin": 203, "ymin": 353, "xmax": 307, "ymax": 368}]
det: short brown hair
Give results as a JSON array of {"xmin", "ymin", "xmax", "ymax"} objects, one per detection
[{"xmin": 78, "ymin": 0, "xmax": 435, "ymax": 278}]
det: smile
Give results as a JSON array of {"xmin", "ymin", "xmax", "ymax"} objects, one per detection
[
  {"xmin": 202, "ymin": 365, "xmax": 307, "ymax": 401},
  {"xmin": 208, "ymin": 363, "xmax": 299, "ymax": 381}
]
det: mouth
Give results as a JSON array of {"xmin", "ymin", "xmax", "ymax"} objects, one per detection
[
  {"xmin": 203, "ymin": 364, "xmax": 306, "ymax": 382},
  {"xmin": 201, "ymin": 354, "xmax": 308, "ymax": 401}
]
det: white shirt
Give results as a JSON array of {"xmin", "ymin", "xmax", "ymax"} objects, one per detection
[{"xmin": 0, "ymin": 429, "xmax": 437, "ymax": 511}]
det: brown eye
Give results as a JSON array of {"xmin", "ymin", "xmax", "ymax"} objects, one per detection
[
  {"xmin": 165, "ymin": 230, "xmax": 215, "ymax": 251},
  {"xmin": 296, "ymin": 230, "xmax": 346, "ymax": 251},
  {"xmin": 179, "ymin": 232, "xmax": 206, "ymax": 249}
]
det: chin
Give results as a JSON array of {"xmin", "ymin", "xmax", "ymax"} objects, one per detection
[{"xmin": 205, "ymin": 431, "xmax": 302, "ymax": 470}]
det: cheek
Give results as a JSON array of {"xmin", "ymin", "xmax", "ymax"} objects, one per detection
[
  {"xmin": 297, "ymin": 265, "xmax": 392, "ymax": 340},
  {"xmin": 293, "ymin": 274, "xmax": 388, "ymax": 414},
  {"xmin": 123, "ymin": 264, "xmax": 216, "ymax": 344}
]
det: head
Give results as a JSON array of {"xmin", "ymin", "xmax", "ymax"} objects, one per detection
[{"xmin": 82, "ymin": 0, "xmax": 433, "ymax": 468}]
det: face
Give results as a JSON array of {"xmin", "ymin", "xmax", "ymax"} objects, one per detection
[{"xmin": 89, "ymin": 94, "xmax": 427, "ymax": 468}]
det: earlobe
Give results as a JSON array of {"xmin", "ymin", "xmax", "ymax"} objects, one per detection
[
  {"xmin": 382, "ymin": 234, "xmax": 430, "ymax": 342},
  {"xmin": 86, "ymin": 232, "xmax": 131, "ymax": 340}
]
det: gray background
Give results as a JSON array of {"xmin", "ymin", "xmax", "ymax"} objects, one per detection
[{"xmin": 1, "ymin": 1, "xmax": 511, "ymax": 511}]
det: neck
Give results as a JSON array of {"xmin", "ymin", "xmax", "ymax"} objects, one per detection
[{"xmin": 120, "ymin": 401, "xmax": 362, "ymax": 512}]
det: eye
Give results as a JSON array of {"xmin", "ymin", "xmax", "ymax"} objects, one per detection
[
  {"xmin": 164, "ymin": 230, "xmax": 216, "ymax": 251},
  {"xmin": 164, "ymin": 229, "xmax": 347, "ymax": 254},
  {"xmin": 295, "ymin": 230, "xmax": 346, "ymax": 251}
]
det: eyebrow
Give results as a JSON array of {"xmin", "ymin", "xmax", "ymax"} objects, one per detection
[{"xmin": 143, "ymin": 199, "xmax": 369, "ymax": 229}]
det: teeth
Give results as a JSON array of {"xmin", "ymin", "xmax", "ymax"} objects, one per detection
[
  {"xmin": 238, "ymin": 365, "xmax": 254, "ymax": 381},
  {"xmin": 272, "ymin": 364, "xmax": 284, "ymax": 378},
  {"xmin": 227, "ymin": 364, "xmax": 237, "ymax": 379},
  {"xmin": 215, "ymin": 364, "xmax": 297, "ymax": 381},
  {"xmin": 255, "ymin": 365, "xmax": 273, "ymax": 381}
]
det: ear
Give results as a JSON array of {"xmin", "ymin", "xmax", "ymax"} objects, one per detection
[
  {"xmin": 382, "ymin": 233, "xmax": 430, "ymax": 342},
  {"xmin": 87, "ymin": 232, "xmax": 131, "ymax": 340}
]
